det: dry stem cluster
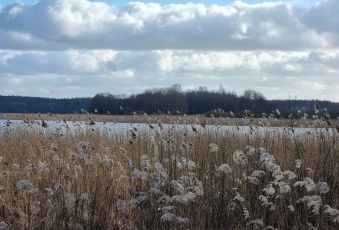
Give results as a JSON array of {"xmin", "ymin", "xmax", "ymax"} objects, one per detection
[{"xmin": 0, "ymin": 114, "xmax": 338, "ymax": 229}]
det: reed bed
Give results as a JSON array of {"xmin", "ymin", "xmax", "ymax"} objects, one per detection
[
  {"xmin": 0, "ymin": 116, "xmax": 338, "ymax": 230},
  {"xmin": 2, "ymin": 112, "xmax": 337, "ymax": 128}
]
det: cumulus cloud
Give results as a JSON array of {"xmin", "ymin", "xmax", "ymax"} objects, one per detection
[
  {"xmin": 304, "ymin": 0, "xmax": 339, "ymax": 34},
  {"xmin": 0, "ymin": 0, "xmax": 338, "ymax": 100},
  {"xmin": 0, "ymin": 0, "xmax": 337, "ymax": 50},
  {"xmin": 1, "ymin": 48, "xmax": 338, "ymax": 99}
]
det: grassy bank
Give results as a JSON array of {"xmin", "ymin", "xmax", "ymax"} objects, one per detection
[{"xmin": 0, "ymin": 117, "xmax": 338, "ymax": 229}]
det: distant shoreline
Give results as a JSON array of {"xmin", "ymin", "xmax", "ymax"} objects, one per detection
[{"xmin": 0, "ymin": 113, "xmax": 337, "ymax": 128}]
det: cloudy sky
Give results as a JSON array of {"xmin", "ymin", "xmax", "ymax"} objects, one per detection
[{"xmin": 0, "ymin": 0, "xmax": 338, "ymax": 101}]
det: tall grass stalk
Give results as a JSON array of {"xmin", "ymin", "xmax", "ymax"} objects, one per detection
[{"xmin": 0, "ymin": 118, "xmax": 338, "ymax": 229}]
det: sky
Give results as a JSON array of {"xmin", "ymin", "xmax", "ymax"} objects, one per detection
[{"xmin": 0, "ymin": 0, "xmax": 338, "ymax": 101}]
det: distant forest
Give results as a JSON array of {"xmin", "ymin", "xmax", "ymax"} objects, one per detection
[
  {"xmin": 0, "ymin": 96, "xmax": 91, "ymax": 114},
  {"xmin": 1, "ymin": 84, "xmax": 339, "ymax": 119},
  {"xmin": 90, "ymin": 84, "xmax": 339, "ymax": 119}
]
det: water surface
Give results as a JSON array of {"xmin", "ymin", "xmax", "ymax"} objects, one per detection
[{"xmin": 0, "ymin": 119, "xmax": 334, "ymax": 138}]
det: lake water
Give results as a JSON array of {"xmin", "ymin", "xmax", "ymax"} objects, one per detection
[{"xmin": 0, "ymin": 119, "xmax": 334, "ymax": 137}]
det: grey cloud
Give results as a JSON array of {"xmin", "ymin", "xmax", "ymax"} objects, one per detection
[
  {"xmin": 307, "ymin": 51, "xmax": 339, "ymax": 70},
  {"xmin": 107, "ymin": 51, "xmax": 161, "ymax": 72},
  {"xmin": 1, "ymin": 49, "xmax": 339, "ymax": 99},
  {"xmin": 302, "ymin": 0, "xmax": 339, "ymax": 46},
  {"xmin": 303, "ymin": 0, "xmax": 339, "ymax": 34},
  {"xmin": 1, "ymin": 0, "xmax": 338, "ymax": 100},
  {"xmin": 5, "ymin": 52, "xmax": 68, "ymax": 75},
  {"xmin": 0, "ymin": 0, "xmax": 337, "ymax": 50}
]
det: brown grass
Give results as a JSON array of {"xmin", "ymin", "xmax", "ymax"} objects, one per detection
[
  {"xmin": 1, "ymin": 112, "xmax": 337, "ymax": 128},
  {"xmin": 0, "ymin": 115, "xmax": 338, "ymax": 229}
]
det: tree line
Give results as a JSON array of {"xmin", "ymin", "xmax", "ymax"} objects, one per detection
[
  {"xmin": 0, "ymin": 84, "xmax": 338, "ymax": 119},
  {"xmin": 89, "ymin": 84, "xmax": 339, "ymax": 119},
  {"xmin": 0, "ymin": 95, "xmax": 91, "ymax": 114}
]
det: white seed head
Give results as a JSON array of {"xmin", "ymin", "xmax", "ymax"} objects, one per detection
[
  {"xmin": 295, "ymin": 159, "xmax": 302, "ymax": 169},
  {"xmin": 318, "ymin": 182, "xmax": 330, "ymax": 194},
  {"xmin": 217, "ymin": 164, "xmax": 232, "ymax": 173},
  {"xmin": 233, "ymin": 150, "xmax": 247, "ymax": 165},
  {"xmin": 0, "ymin": 222, "xmax": 8, "ymax": 230},
  {"xmin": 17, "ymin": 180, "xmax": 37, "ymax": 193}
]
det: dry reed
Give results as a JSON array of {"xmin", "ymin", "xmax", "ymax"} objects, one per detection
[{"xmin": 0, "ymin": 114, "xmax": 338, "ymax": 229}]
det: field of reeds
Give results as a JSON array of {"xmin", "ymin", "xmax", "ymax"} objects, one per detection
[
  {"xmin": 0, "ymin": 113, "xmax": 339, "ymax": 229},
  {"xmin": 1, "ymin": 112, "xmax": 338, "ymax": 128}
]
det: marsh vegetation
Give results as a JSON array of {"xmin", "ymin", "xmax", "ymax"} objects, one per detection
[{"xmin": 0, "ymin": 112, "xmax": 339, "ymax": 229}]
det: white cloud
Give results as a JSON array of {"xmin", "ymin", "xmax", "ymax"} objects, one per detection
[
  {"xmin": 1, "ymin": 48, "xmax": 338, "ymax": 100},
  {"xmin": 0, "ymin": 0, "xmax": 338, "ymax": 101},
  {"xmin": 0, "ymin": 0, "xmax": 337, "ymax": 50}
]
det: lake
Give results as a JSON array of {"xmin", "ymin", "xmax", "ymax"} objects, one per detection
[{"xmin": 0, "ymin": 119, "xmax": 334, "ymax": 138}]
